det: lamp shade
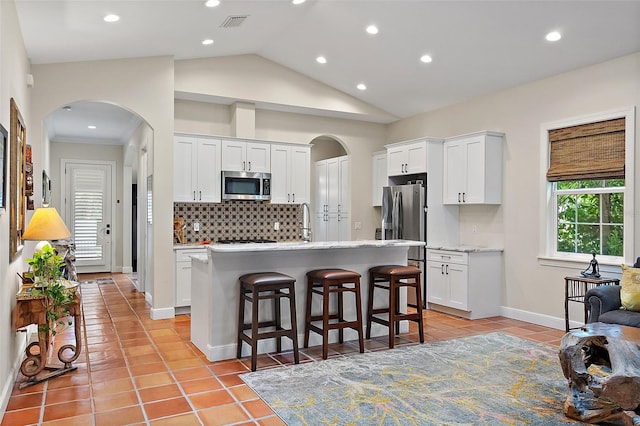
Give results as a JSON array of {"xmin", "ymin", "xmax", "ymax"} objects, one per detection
[{"xmin": 22, "ymin": 207, "xmax": 71, "ymax": 241}]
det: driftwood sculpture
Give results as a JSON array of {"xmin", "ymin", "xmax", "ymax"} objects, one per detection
[{"xmin": 559, "ymin": 327, "xmax": 640, "ymax": 425}]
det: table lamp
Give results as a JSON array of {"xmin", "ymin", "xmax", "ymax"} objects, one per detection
[{"xmin": 22, "ymin": 207, "xmax": 71, "ymax": 248}]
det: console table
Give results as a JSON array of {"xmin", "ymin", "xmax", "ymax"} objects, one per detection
[
  {"xmin": 564, "ymin": 275, "xmax": 619, "ymax": 332},
  {"xmin": 15, "ymin": 283, "xmax": 82, "ymax": 389}
]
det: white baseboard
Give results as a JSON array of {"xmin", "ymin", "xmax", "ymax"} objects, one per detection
[
  {"xmin": 150, "ymin": 306, "xmax": 175, "ymax": 320},
  {"xmin": 1, "ymin": 328, "xmax": 34, "ymax": 418},
  {"xmin": 121, "ymin": 266, "xmax": 133, "ymax": 274},
  {"xmin": 145, "ymin": 292, "xmax": 153, "ymax": 306},
  {"xmin": 500, "ymin": 306, "xmax": 569, "ymax": 331}
]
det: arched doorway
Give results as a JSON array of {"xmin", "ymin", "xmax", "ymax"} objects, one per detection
[{"xmin": 43, "ymin": 100, "xmax": 150, "ymax": 291}]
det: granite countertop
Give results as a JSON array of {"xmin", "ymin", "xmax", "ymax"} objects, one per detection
[
  {"xmin": 207, "ymin": 239, "xmax": 425, "ymax": 253},
  {"xmin": 426, "ymin": 245, "xmax": 503, "ymax": 253}
]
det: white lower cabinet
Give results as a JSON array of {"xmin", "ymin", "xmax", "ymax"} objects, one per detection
[
  {"xmin": 174, "ymin": 248, "xmax": 206, "ymax": 308},
  {"xmin": 426, "ymin": 248, "xmax": 502, "ymax": 319}
]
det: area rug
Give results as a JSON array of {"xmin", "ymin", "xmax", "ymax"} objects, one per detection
[{"xmin": 241, "ymin": 332, "xmax": 579, "ymax": 425}]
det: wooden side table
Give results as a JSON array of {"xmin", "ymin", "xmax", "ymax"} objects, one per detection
[
  {"xmin": 14, "ymin": 283, "xmax": 82, "ymax": 389},
  {"xmin": 564, "ymin": 275, "xmax": 619, "ymax": 332}
]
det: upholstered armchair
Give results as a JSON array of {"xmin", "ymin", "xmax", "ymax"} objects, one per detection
[{"xmin": 584, "ymin": 257, "xmax": 640, "ymax": 328}]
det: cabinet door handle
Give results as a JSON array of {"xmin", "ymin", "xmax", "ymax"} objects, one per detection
[
  {"xmin": 446, "ymin": 265, "xmax": 449, "ymax": 275},
  {"xmin": 287, "ymin": 193, "xmax": 290, "ymax": 202},
  {"xmin": 248, "ymin": 161, "xmax": 251, "ymax": 171},
  {"xmin": 462, "ymin": 192, "xmax": 466, "ymax": 203},
  {"xmin": 458, "ymin": 192, "xmax": 461, "ymax": 203},
  {"xmin": 292, "ymin": 193, "xmax": 295, "ymax": 203},
  {"xmin": 242, "ymin": 161, "xmax": 246, "ymax": 171},
  {"xmin": 199, "ymin": 191, "xmax": 202, "ymax": 201},
  {"xmin": 193, "ymin": 191, "xmax": 196, "ymax": 201},
  {"xmin": 441, "ymin": 264, "xmax": 444, "ymax": 274}
]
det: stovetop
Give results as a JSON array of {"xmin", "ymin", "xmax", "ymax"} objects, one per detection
[{"xmin": 217, "ymin": 239, "xmax": 277, "ymax": 244}]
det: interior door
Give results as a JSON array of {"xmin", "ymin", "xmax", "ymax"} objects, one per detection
[{"xmin": 64, "ymin": 161, "xmax": 113, "ymax": 273}]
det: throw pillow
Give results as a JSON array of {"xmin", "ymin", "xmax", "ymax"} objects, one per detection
[{"xmin": 620, "ymin": 264, "xmax": 640, "ymax": 311}]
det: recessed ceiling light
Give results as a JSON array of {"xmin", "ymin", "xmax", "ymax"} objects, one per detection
[
  {"xmin": 205, "ymin": 0, "xmax": 220, "ymax": 7},
  {"xmin": 88, "ymin": 125, "xmax": 97, "ymax": 130},
  {"xmin": 357, "ymin": 83, "xmax": 367, "ymax": 91},
  {"xmin": 316, "ymin": 56, "xmax": 327, "ymax": 64},
  {"xmin": 546, "ymin": 31, "xmax": 562, "ymax": 42},
  {"xmin": 103, "ymin": 14, "xmax": 120, "ymax": 23},
  {"xmin": 292, "ymin": 0, "xmax": 306, "ymax": 4},
  {"xmin": 202, "ymin": 39, "xmax": 214, "ymax": 45},
  {"xmin": 420, "ymin": 54, "xmax": 433, "ymax": 64},
  {"xmin": 366, "ymin": 25, "xmax": 379, "ymax": 35}
]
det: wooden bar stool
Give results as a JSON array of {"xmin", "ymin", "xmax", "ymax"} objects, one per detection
[
  {"xmin": 237, "ymin": 272, "xmax": 300, "ymax": 371},
  {"xmin": 366, "ymin": 265, "xmax": 424, "ymax": 349},
  {"xmin": 304, "ymin": 269, "xmax": 365, "ymax": 360}
]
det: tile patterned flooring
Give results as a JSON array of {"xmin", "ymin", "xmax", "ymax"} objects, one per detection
[{"xmin": 2, "ymin": 273, "xmax": 566, "ymax": 425}]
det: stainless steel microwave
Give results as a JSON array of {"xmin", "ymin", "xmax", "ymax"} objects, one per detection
[{"xmin": 221, "ymin": 171, "xmax": 271, "ymax": 201}]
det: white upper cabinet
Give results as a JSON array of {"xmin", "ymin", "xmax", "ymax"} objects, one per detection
[
  {"xmin": 270, "ymin": 144, "xmax": 311, "ymax": 204},
  {"xmin": 221, "ymin": 140, "xmax": 270, "ymax": 173},
  {"xmin": 443, "ymin": 131, "xmax": 504, "ymax": 204},
  {"xmin": 174, "ymin": 135, "xmax": 221, "ymax": 203},
  {"xmin": 371, "ymin": 151, "xmax": 387, "ymax": 206},
  {"xmin": 386, "ymin": 140, "xmax": 427, "ymax": 176}
]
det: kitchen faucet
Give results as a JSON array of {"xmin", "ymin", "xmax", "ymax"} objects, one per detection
[{"xmin": 299, "ymin": 202, "xmax": 312, "ymax": 242}]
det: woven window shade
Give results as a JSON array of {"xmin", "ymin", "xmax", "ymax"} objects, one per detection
[{"xmin": 546, "ymin": 118, "xmax": 625, "ymax": 182}]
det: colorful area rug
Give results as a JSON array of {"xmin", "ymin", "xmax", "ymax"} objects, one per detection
[{"xmin": 241, "ymin": 333, "xmax": 579, "ymax": 425}]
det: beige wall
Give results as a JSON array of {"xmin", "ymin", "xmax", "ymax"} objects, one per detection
[
  {"xmin": 0, "ymin": 0, "xmax": 32, "ymax": 414},
  {"xmin": 30, "ymin": 56, "xmax": 175, "ymax": 314},
  {"xmin": 388, "ymin": 52, "xmax": 640, "ymax": 324}
]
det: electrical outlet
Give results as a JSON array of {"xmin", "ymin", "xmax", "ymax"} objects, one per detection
[
  {"xmin": 274, "ymin": 222, "xmax": 280, "ymax": 231},
  {"xmin": 194, "ymin": 222, "xmax": 200, "ymax": 232},
  {"xmin": 354, "ymin": 221, "xmax": 362, "ymax": 230}
]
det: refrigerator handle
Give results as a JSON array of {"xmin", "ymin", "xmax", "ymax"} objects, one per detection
[{"xmin": 392, "ymin": 191, "xmax": 403, "ymax": 239}]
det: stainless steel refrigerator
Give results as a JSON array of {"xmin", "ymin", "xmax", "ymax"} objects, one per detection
[{"xmin": 381, "ymin": 183, "xmax": 426, "ymax": 307}]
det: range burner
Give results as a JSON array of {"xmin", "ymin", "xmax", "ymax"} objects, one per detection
[{"xmin": 217, "ymin": 239, "xmax": 277, "ymax": 244}]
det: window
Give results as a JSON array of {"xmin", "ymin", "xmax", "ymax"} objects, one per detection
[
  {"xmin": 554, "ymin": 179, "xmax": 624, "ymax": 256},
  {"xmin": 542, "ymin": 108, "xmax": 635, "ymax": 265}
]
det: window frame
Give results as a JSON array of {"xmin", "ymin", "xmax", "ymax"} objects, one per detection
[{"xmin": 539, "ymin": 107, "xmax": 635, "ymax": 270}]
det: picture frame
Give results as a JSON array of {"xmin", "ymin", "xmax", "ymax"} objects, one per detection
[
  {"xmin": 42, "ymin": 170, "xmax": 51, "ymax": 206},
  {"xmin": 0, "ymin": 122, "xmax": 7, "ymax": 213},
  {"xmin": 10, "ymin": 98, "xmax": 27, "ymax": 261}
]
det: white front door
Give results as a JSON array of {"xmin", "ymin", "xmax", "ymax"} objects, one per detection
[{"xmin": 63, "ymin": 160, "xmax": 114, "ymax": 273}]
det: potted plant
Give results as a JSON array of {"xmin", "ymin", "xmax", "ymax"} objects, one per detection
[{"xmin": 25, "ymin": 245, "xmax": 75, "ymax": 336}]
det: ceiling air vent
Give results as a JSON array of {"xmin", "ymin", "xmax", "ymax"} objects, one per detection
[{"xmin": 220, "ymin": 15, "xmax": 249, "ymax": 28}]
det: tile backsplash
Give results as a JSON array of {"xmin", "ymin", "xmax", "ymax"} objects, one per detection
[{"xmin": 174, "ymin": 201, "xmax": 301, "ymax": 244}]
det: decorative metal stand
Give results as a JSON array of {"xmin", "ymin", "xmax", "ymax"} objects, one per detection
[{"xmin": 15, "ymin": 285, "xmax": 82, "ymax": 389}]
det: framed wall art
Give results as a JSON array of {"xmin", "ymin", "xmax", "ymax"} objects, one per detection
[
  {"xmin": 10, "ymin": 98, "xmax": 27, "ymax": 261},
  {"xmin": 42, "ymin": 170, "xmax": 51, "ymax": 206},
  {"xmin": 0, "ymin": 122, "xmax": 7, "ymax": 212}
]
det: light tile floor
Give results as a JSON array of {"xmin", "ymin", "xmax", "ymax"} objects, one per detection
[{"xmin": 2, "ymin": 273, "xmax": 566, "ymax": 425}]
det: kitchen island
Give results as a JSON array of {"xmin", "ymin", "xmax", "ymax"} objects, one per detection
[{"xmin": 190, "ymin": 240, "xmax": 424, "ymax": 362}]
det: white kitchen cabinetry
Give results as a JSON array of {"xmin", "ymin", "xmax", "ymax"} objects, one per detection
[
  {"xmin": 174, "ymin": 247, "xmax": 206, "ymax": 309},
  {"xmin": 443, "ymin": 131, "xmax": 504, "ymax": 204},
  {"xmin": 270, "ymin": 144, "xmax": 311, "ymax": 204},
  {"xmin": 221, "ymin": 140, "xmax": 270, "ymax": 173},
  {"xmin": 314, "ymin": 155, "xmax": 350, "ymax": 241},
  {"xmin": 386, "ymin": 140, "xmax": 427, "ymax": 176},
  {"xmin": 426, "ymin": 248, "xmax": 502, "ymax": 319},
  {"xmin": 174, "ymin": 135, "xmax": 221, "ymax": 202},
  {"xmin": 371, "ymin": 151, "xmax": 387, "ymax": 207}
]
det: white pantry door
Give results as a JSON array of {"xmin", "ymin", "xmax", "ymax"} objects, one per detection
[{"xmin": 63, "ymin": 161, "xmax": 114, "ymax": 273}]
